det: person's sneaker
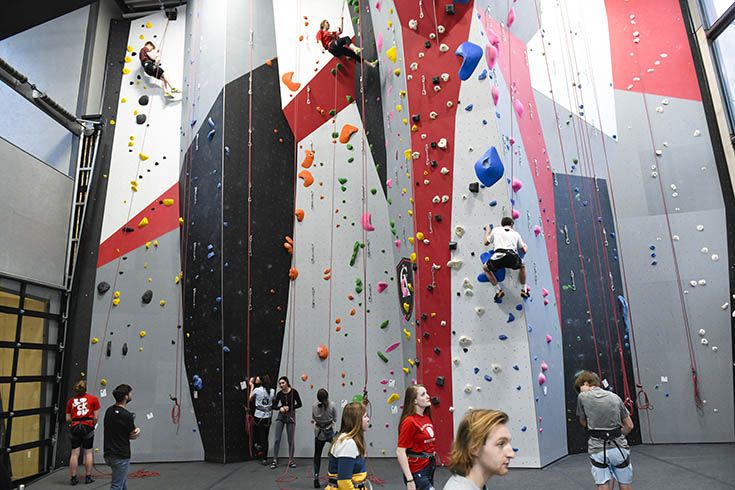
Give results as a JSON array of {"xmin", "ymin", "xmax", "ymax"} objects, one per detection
[
  {"xmin": 171, "ymin": 87, "xmax": 179, "ymax": 93},
  {"xmin": 493, "ymin": 289, "xmax": 505, "ymax": 302},
  {"xmin": 85, "ymin": 475, "xmax": 95, "ymax": 484},
  {"xmin": 70, "ymin": 476, "xmax": 79, "ymax": 486},
  {"xmin": 260, "ymin": 459, "xmax": 269, "ymax": 466},
  {"xmin": 288, "ymin": 461, "xmax": 297, "ymax": 468},
  {"xmin": 520, "ymin": 288, "xmax": 530, "ymax": 299},
  {"xmin": 270, "ymin": 459, "xmax": 278, "ymax": 469},
  {"xmin": 314, "ymin": 476, "xmax": 321, "ymax": 488},
  {"xmin": 164, "ymin": 91, "xmax": 173, "ymax": 98}
]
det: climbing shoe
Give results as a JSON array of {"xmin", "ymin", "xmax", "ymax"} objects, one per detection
[
  {"xmin": 85, "ymin": 475, "xmax": 95, "ymax": 484},
  {"xmin": 289, "ymin": 461, "xmax": 297, "ymax": 468},
  {"xmin": 493, "ymin": 290, "xmax": 505, "ymax": 302},
  {"xmin": 520, "ymin": 288, "xmax": 530, "ymax": 299},
  {"xmin": 270, "ymin": 459, "xmax": 278, "ymax": 469},
  {"xmin": 70, "ymin": 476, "xmax": 79, "ymax": 486},
  {"xmin": 314, "ymin": 476, "xmax": 321, "ymax": 488}
]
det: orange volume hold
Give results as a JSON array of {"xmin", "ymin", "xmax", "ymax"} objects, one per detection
[
  {"xmin": 339, "ymin": 124, "xmax": 359, "ymax": 144},
  {"xmin": 298, "ymin": 170, "xmax": 314, "ymax": 187},
  {"xmin": 281, "ymin": 71, "xmax": 301, "ymax": 92},
  {"xmin": 301, "ymin": 150, "xmax": 315, "ymax": 168}
]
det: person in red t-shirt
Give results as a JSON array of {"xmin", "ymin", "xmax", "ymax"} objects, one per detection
[
  {"xmin": 139, "ymin": 41, "xmax": 178, "ymax": 96},
  {"xmin": 66, "ymin": 380, "xmax": 100, "ymax": 485},
  {"xmin": 397, "ymin": 385, "xmax": 436, "ymax": 490},
  {"xmin": 317, "ymin": 20, "xmax": 377, "ymax": 68}
]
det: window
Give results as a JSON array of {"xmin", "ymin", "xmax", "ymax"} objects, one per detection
[
  {"xmin": 701, "ymin": 0, "xmax": 735, "ymax": 26},
  {"xmin": 699, "ymin": 0, "xmax": 735, "ymax": 134},
  {"xmin": 0, "ymin": 275, "xmax": 65, "ymax": 485}
]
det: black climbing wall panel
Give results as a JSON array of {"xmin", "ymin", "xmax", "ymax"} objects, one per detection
[
  {"xmin": 350, "ymin": 0, "xmax": 387, "ymax": 195},
  {"xmin": 180, "ymin": 59, "xmax": 295, "ymax": 462},
  {"xmin": 555, "ymin": 175, "xmax": 641, "ymax": 454},
  {"xmin": 58, "ymin": 18, "xmax": 130, "ymax": 467}
]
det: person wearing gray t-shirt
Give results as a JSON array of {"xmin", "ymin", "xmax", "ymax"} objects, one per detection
[{"xmin": 575, "ymin": 371, "xmax": 634, "ymax": 489}]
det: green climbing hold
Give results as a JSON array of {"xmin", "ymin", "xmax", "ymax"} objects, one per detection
[
  {"xmin": 346, "ymin": 144, "xmax": 353, "ymax": 150},
  {"xmin": 346, "ymin": 95, "xmax": 354, "ymax": 103},
  {"xmin": 370, "ymin": 188, "xmax": 377, "ymax": 195},
  {"xmin": 377, "ymin": 351, "xmax": 389, "ymax": 363},
  {"xmin": 329, "ymin": 109, "xmax": 337, "ymax": 116},
  {"xmin": 390, "ymin": 220, "xmax": 396, "ymax": 228},
  {"xmin": 355, "ymin": 278, "xmax": 363, "ymax": 294},
  {"xmin": 349, "ymin": 241, "xmax": 364, "ymax": 266},
  {"xmin": 572, "ymin": 158, "xmax": 579, "ymax": 164},
  {"xmin": 331, "ymin": 68, "xmax": 337, "ymax": 76},
  {"xmin": 347, "ymin": 157, "xmax": 354, "ymax": 163},
  {"xmin": 338, "ymin": 177, "xmax": 348, "ymax": 184},
  {"xmin": 332, "ymin": 132, "xmax": 339, "ymax": 139},
  {"xmin": 336, "ymin": 62, "xmax": 343, "ymax": 71},
  {"xmin": 341, "ymin": 186, "xmax": 347, "ymax": 192},
  {"xmin": 380, "ymin": 320, "xmax": 390, "ymax": 329}
]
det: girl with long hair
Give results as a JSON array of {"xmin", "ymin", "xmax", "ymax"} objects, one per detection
[
  {"xmin": 325, "ymin": 402, "xmax": 370, "ymax": 489},
  {"xmin": 396, "ymin": 385, "xmax": 436, "ymax": 490},
  {"xmin": 248, "ymin": 374, "xmax": 275, "ymax": 464},
  {"xmin": 312, "ymin": 388, "xmax": 338, "ymax": 487},
  {"xmin": 270, "ymin": 376, "xmax": 302, "ymax": 468}
]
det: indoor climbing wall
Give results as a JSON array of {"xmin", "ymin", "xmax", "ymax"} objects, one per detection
[
  {"xmin": 273, "ymin": 0, "xmax": 409, "ymax": 458},
  {"xmin": 86, "ymin": 7, "xmax": 204, "ymax": 462}
]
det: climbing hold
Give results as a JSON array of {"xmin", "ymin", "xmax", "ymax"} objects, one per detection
[
  {"xmin": 498, "ymin": 334, "xmax": 508, "ymax": 341},
  {"xmin": 141, "ymin": 290, "xmax": 153, "ymax": 304},
  {"xmin": 91, "ymin": 337, "xmax": 99, "ymax": 344},
  {"xmin": 455, "ymin": 42, "xmax": 483, "ymax": 81},
  {"xmin": 289, "ymin": 268, "xmax": 299, "ymax": 280},
  {"xmin": 377, "ymin": 281, "xmax": 388, "ymax": 293},
  {"xmin": 138, "ymin": 217, "xmax": 149, "ymax": 228},
  {"xmin": 301, "ymin": 150, "xmax": 315, "ymax": 168},
  {"xmin": 159, "ymin": 299, "xmax": 166, "ymax": 307},
  {"xmin": 385, "ymin": 342, "xmax": 401, "ymax": 353},
  {"xmin": 339, "ymin": 124, "xmax": 359, "ymax": 144},
  {"xmin": 192, "ymin": 375, "xmax": 203, "ymax": 390},
  {"xmin": 139, "ymin": 152, "xmax": 149, "ymax": 161},
  {"xmin": 163, "ymin": 198, "xmax": 174, "ymax": 206},
  {"xmin": 295, "ymin": 209, "xmax": 305, "ymax": 222},
  {"xmin": 283, "ymin": 236, "xmax": 293, "ymax": 254},
  {"xmin": 138, "ymin": 95, "xmax": 149, "ymax": 105},
  {"xmin": 362, "ymin": 212, "xmax": 375, "ymax": 231},
  {"xmin": 323, "ymin": 268, "xmax": 332, "ymax": 280},
  {"xmin": 317, "ymin": 344, "xmax": 329, "ymax": 360},
  {"xmin": 540, "ymin": 361, "xmax": 549, "ymax": 372},
  {"xmin": 355, "ymin": 278, "xmax": 363, "ymax": 294},
  {"xmin": 297, "ymin": 170, "xmax": 314, "ymax": 187},
  {"xmin": 380, "ymin": 320, "xmax": 390, "ymax": 329},
  {"xmin": 512, "ymin": 209, "xmax": 520, "ymax": 219},
  {"xmin": 541, "ymin": 288, "xmax": 549, "ymax": 297},
  {"xmin": 485, "ymin": 43, "xmax": 498, "ymax": 70},
  {"xmin": 538, "ymin": 373, "xmax": 547, "ymax": 385},
  {"xmin": 474, "ymin": 147, "xmax": 504, "ymax": 187},
  {"xmin": 474, "ymin": 306, "xmax": 485, "ymax": 316},
  {"xmin": 139, "ymin": 330, "xmax": 147, "ymax": 338},
  {"xmin": 507, "ymin": 313, "xmax": 515, "ymax": 323},
  {"xmin": 534, "ymin": 225, "xmax": 542, "ymax": 237},
  {"xmin": 491, "ymin": 85, "xmax": 500, "ymax": 106},
  {"xmin": 511, "ymin": 178, "xmax": 523, "ymax": 192},
  {"xmin": 386, "ymin": 45, "xmax": 397, "ymax": 63},
  {"xmin": 447, "ymin": 259, "xmax": 463, "ymax": 269},
  {"xmin": 513, "ymin": 99, "xmax": 524, "ymax": 118},
  {"xmin": 112, "ymin": 298, "xmax": 120, "ymax": 306},
  {"xmin": 136, "ymin": 114, "xmax": 147, "ymax": 125},
  {"xmin": 545, "ymin": 335, "xmax": 552, "ymax": 343},
  {"xmin": 378, "ymin": 351, "xmax": 389, "ymax": 363},
  {"xmin": 97, "ymin": 282, "xmax": 110, "ymax": 294},
  {"xmin": 387, "ymin": 393, "xmax": 400, "ymax": 404},
  {"xmin": 281, "ymin": 71, "xmax": 300, "ymax": 91}
]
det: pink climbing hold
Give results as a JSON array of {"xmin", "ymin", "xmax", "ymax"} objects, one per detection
[
  {"xmin": 377, "ymin": 281, "xmax": 388, "ymax": 293},
  {"xmin": 545, "ymin": 335, "xmax": 552, "ymax": 343},
  {"xmin": 394, "ymin": 239, "xmax": 401, "ymax": 250},
  {"xmin": 485, "ymin": 43, "xmax": 498, "ymax": 70},
  {"xmin": 541, "ymin": 288, "xmax": 549, "ymax": 297},
  {"xmin": 540, "ymin": 361, "xmax": 548, "ymax": 372},
  {"xmin": 543, "ymin": 299, "xmax": 549, "ymax": 305},
  {"xmin": 491, "ymin": 85, "xmax": 500, "ymax": 106},
  {"xmin": 486, "ymin": 28, "xmax": 500, "ymax": 48},
  {"xmin": 507, "ymin": 7, "xmax": 516, "ymax": 27},
  {"xmin": 538, "ymin": 373, "xmax": 546, "ymax": 385},
  {"xmin": 361, "ymin": 212, "xmax": 375, "ymax": 231},
  {"xmin": 513, "ymin": 98, "xmax": 524, "ymax": 118},
  {"xmin": 386, "ymin": 178, "xmax": 393, "ymax": 188},
  {"xmin": 509, "ymin": 137, "xmax": 515, "ymax": 145},
  {"xmin": 533, "ymin": 225, "xmax": 542, "ymax": 237},
  {"xmin": 512, "ymin": 209, "xmax": 520, "ymax": 220},
  {"xmin": 376, "ymin": 32, "xmax": 383, "ymax": 52},
  {"xmin": 375, "ymin": 0, "xmax": 381, "ymax": 11},
  {"xmin": 385, "ymin": 342, "xmax": 400, "ymax": 353},
  {"xmin": 511, "ymin": 178, "xmax": 523, "ymax": 192}
]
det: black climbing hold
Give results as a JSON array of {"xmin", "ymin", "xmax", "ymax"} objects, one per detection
[
  {"xmin": 423, "ymin": 332, "xmax": 430, "ymax": 339},
  {"xmin": 412, "ymin": 264, "xmax": 418, "ymax": 271},
  {"xmin": 97, "ymin": 281, "xmax": 110, "ymax": 294},
  {"xmin": 106, "ymin": 341, "xmax": 112, "ymax": 357},
  {"xmin": 432, "ymin": 76, "xmax": 440, "ymax": 85},
  {"xmin": 433, "ymin": 347, "xmax": 441, "ymax": 355},
  {"xmin": 431, "ymin": 396, "xmax": 440, "ymax": 405},
  {"xmin": 123, "ymin": 226, "xmax": 135, "ymax": 233},
  {"xmin": 448, "ymin": 241, "xmax": 457, "ymax": 250},
  {"xmin": 445, "ymin": 4, "xmax": 455, "ymax": 14},
  {"xmin": 421, "ymin": 313, "xmax": 428, "ymax": 320},
  {"xmin": 141, "ymin": 290, "xmax": 153, "ymax": 304},
  {"xmin": 431, "ymin": 142, "xmax": 437, "ymax": 149},
  {"xmin": 435, "ymin": 376, "xmax": 445, "ymax": 387},
  {"xmin": 469, "ymin": 182, "xmax": 480, "ymax": 193},
  {"xmin": 435, "ymin": 215, "xmax": 442, "ymax": 222},
  {"xmin": 412, "ymin": 114, "xmax": 420, "ymax": 123},
  {"xmin": 424, "ymin": 41, "xmax": 431, "ymax": 48},
  {"xmin": 430, "ymin": 160, "xmax": 438, "ymax": 167},
  {"xmin": 122, "ymin": 343, "xmax": 128, "ymax": 356},
  {"xmin": 427, "ymin": 284, "xmax": 434, "ymax": 291},
  {"xmin": 136, "ymin": 114, "xmax": 147, "ymax": 125},
  {"xmin": 138, "ymin": 95, "xmax": 149, "ymax": 106}
]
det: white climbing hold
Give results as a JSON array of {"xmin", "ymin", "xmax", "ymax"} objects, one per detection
[
  {"xmin": 712, "ymin": 254, "xmax": 719, "ymax": 261},
  {"xmin": 655, "ymin": 106, "xmax": 664, "ymax": 113},
  {"xmin": 662, "ymin": 98, "xmax": 670, "ymax": 105},
  {"xmin": 440, "ymin": 320, "xmax": 447, "ymax": 327},
  {"xmin": 448, "ymin": 406, "xmax": 454, "ymax": 412},
  {"xmin": 651, "ymin": 171, "xmax": 658, "ymax": 178},
  {"xmin": 696, "ymin": 224, "xmax": 704, "ymax": 231},
  {"xmin": 700, "ymin": 247, "xmax": 708, "ymax": 253},
  {"xmin": 430, "ymin": 111, "xmax": 438, "ymax": 119},
  {"xmin": 672, "ymin": 192, "xmax": 679, "ymax": 198},
  {"xmin": 474, "ymin": 306, "xmax": 485, "ymax": 316},
  {"xmin": 698, "ymin": 279, "xmax": 706, "ymax": 286},
  {"xmin": 408, "ymin": 19, "xmax": 418, "ymax": 30},
  {"xmin": 712, "ymin": 346, "xmax": 719, "ymax": 352},
  {"xmin": 701, "ymin": 338, "xmax": 709, "ymax": 345},
  {"xmin": 429, "ymin": 32, "xmax": 436, "ymax": 40},
  {"xmin": 455, "ymin": 225, "xmax": 465, "ymax": 237},
  {"xmin": 689, "ymin": 280, "xmax": 697, "ymax": 287},
  {"xmin": 670, "ymin": 184, "xmax": 677, "ymax": 191},
  {"xmin": 423, "ymin": 239, "xmax": 430, "ymax": 245},
  {"xmin": 491, "ymin": 363, "xmax": 502, "ymax": 373},
  {"xmin": 437, "ymin": 138, "xmax": 448, "ymax": 149},
  {"xmin": 458, "ymin": 335, "xmax": 472, "ymax": 347},
  {"xmin": 464, "ymin": 289, "xmax": 474, "ymax": 297},
  {"xmin": 433, "ymin": 85, "xmax": 441, "ymax": 93},
  {"xmin": 441, "ymin": 195, "xmax": 449, "ymax": 203},
  {"xmin": 655, "ymin": 150, "xmax": 662, "ymax": 156},
  {"xmin": 440, "ymin": 167, "xmax": 449, "ymax": 175},
  {"xmin": 672, "ymin": 235, "xmax": 680, "ymax": 241},
  {"xmin": 418, "ymin": 52, "xmax": 424, "ymax": 59},
  {"xmin": 467, "ymin": 146, "xmax": 474, "ymax": 152},
  {"xmin": 721, "ymin": 303, "xmax": 729, "ymax": 309},
  {"xmin": 698, "ymin": 329, "xmax": 706, "ymax": 336},
  {"xmin": 410, "ymin": 62, "xmax": 418, "ymax": 70},
  {"xmin": 423, "ymin": 179, "xmax": 430, "ymax": 185},
  {"xmin": 464, "ymin": 384, "xmax": 473, "ymax": 393},
  {"xmin": 453, "ymin": 357, "xmax": 460, "ymax": 365},
  {"xmin": 447, "ymin": 258, "xmax": 463, "ymax": 269},
  {"xmin": 439, "ymin": 43, "xmax": 449, "ymax": 52},
  {"xmin": 446, "ymin": 100, "xmax": 453, "ymax": 108},
  {"xmin": 437, "ymin": 25, "xmax": 445, "ymax": 34},
  {"xmin": 432, "ymin": 195, "xmax": 441, "ymax": 203},
  {"xmin": 693, "ymin": 129, "xmax": 701, "ymax": 137},
  {"xmin": 462, "ymin": 278, "xmax": 473, "ymax": 289}
]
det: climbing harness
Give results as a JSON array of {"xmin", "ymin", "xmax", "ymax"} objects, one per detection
[{"xmin": 587, "ymin": 427, "xmax": 631, "ymax": 469}]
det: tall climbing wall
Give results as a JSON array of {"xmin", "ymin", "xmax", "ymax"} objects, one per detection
[
  {"xmin": 86, "ymin": 7, "xmax": 204, "ymax": 462},
  {"xmin": 272, "ymin": 0, "xmax": 409, "ymax": 458}
]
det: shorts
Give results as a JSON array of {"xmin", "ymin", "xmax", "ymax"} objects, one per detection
[
  {"xmin": 590, "ymin": 448, "xmax": 633, "ymax": 485},
  {"xmin": 485, "ymin": 250, "xmax": 522, "ymax": 272},
  {"xmin": 70, "ymin": 424, "xmax": 94, "ymax": 450},
  {"xmin": 142, "ymin": 60, "xmax": 164, "ymax": 79}
]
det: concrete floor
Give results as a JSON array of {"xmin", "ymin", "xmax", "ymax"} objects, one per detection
[{"xmin": 30, "ymin": 444, "xmax": 735, "ymax": 489}]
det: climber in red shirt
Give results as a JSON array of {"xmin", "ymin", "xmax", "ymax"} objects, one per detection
[
  {"xmin": 317, "ymin": 20, "xmax": 377, "ymax": 68},
  {"xmin": 139, "ymin": 41, "xmax": 178, "ymax": 97},
  {"xmin": 66, "ymin": 380, "xmax": 100, "ymax": 485},
  {"xmin": 397, "ymin": 385, "xmax": 437, "ymax": 490}
]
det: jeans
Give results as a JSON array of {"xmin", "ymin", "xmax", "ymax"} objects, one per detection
[
  {"xmin": 272, "ymin": 419, "xmax": 295, "ymax": 461},
  {"xmin": 105, "ymin": 456, "xmax": 130, "ymax": 490},
  {"xmin": 403, "ymin": 457, "xmax": 435, "ymax": 490}
]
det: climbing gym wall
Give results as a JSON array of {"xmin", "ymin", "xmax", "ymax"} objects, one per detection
[
  {"xmin": 84, "ymin": 7, "xmax": 204, "ymax": 462},
  {"xmin": 272, "ymin": 0, "xmax": 410, "ymax": 458}
]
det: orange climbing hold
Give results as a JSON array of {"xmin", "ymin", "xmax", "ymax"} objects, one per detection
[
  {"xmin": 339, "ymin": 124, "xmax": 359, "ymax": 143},
  {"xmin": 323, "ymin": 268, "xmax": 332, "ymax": 280},
  {"xmin": 283, "ymin": 236, "xmax": 294, "ymax": 254},
  {"xmin": 289, "ymin": 267, "xmax": 299, "ymax": 280},
  {"xmin": 295, "ymin": 209, "xmax": 305, "ymax": 221},
  {"xmin": 298, "ymin": 170, "xmax": 314, "ymax": 187},
  {"xmin": 282, "ymin": 71, "xmax": 301, "ymax": 91},
  {"xmin": 301, "ymin": 150, "xmax": 315, "ymax": 168},
  {"xmin": 317, "ymin": 344, "xmax": 329, "ymax": 360},
  {"xmin": 350, "ymin": 308, "xmax": 356, "ymax": 316},
  {"xmin": 265, "ymin": 58, "xmax": 273, "ymax": 67}
]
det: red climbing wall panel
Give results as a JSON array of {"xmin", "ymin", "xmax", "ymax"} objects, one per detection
[
  {"xmin": 394, "ymin": 0, "xmax": 474, "ymax": 459},
  {"xmin": 606, "ymin": 0, "xmax": 701, "ymax": 101}
]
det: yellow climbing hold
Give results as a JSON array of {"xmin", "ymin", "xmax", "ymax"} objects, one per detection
[
  {"xmin": 121, "ymin": 98, "xmax": 127, "ymax": 103},
  {"xmin": 403, "ymin": 367, "xmax": 410, "ymax": 374},
  {"xmin": 145, "ymin": 241, "xmax": 151, "ymax": 249},
  {"xmin": 113, "ymin": 291, "xmax": 121, "ymax": 298},
  {"xmin": 133, "ymin": 110, "xmax": 139, "ymax": 116},
  {"xmin": 399, "ymin": 90, "xmax": 406, "ymax": 97},
  {"xmin": 139, "ymin": 152, "xmax": 149, "ymax": 161},
  {"xmin": 139, "ymin": 330, "xmax": 147, "ymax": 338},
  {"xmin": 110, "ymin": 119, "xmax": 116, "ymax": 125},
  {"xmin": 138, "ymin": 217, "xmax": 149, "ymax": 228},
  {"xmin": 127, "ymin": 45, "xmax": 133, "ymax": 52},
  {"xmin": 386, "ymin": 45, "xmax": 397, "ymax": 63},
  {"xmin": 416, "ymin": 232, "xmax": 425, "ymax": 240},
  {"xmin": 388, "ymin": 20, "xmax": 393, "ymax": 28},
  {"xmin": 163, "ymin": 198, "xmax": 175, "ymax": 206},
  {"xmin": 139, "ymin": 34, "xmax": 144, "ymax": 40},
  {"xmin": 396, "ymin": 104, "xmax": 402, "ymax": 112},
  {"xmin": 179, "ymin": 217, "xmax": 184, "ymax": 224},
  {"xmin": 408, "ymin": 209, "xmax": 413, "ymax": 216},
  {"xmin": 100, "ymin": 378, "xmax": 107, "ymax": 386},
  {"xmin": 128, "ymin": 141, "xmax": 135, "ymax": 147},
  {"xmin": 403, "ymin": 328, "xmax": 411, "ymax": 339},
  {"xmin": 408, "ymin": 358, "xmax": 415, "ymax": 367},
  {"xmin": 175, "ymin": 275, "xmax": 180, "ymax": 284},
  {"xmin": 91, "ymin": 337, "xmax": 99, "ymax": 344},
  {"xmin": 403, "ymin": 149, "xmax": 412, "ymax": 160},
  {"xmin": 394, "ymin": 68, "xmax": 401, "ymax": 76},
  {"xmin": 403, "ymin": 302, "xmax": 411, "ymax": 313},
  {"xmin": 402, "ymin": 118, "xmax": 408, "ymax": 125},
  {"xmin": 153, "ymin": 240, "xmax": 158, "ymax": 247},
  {"xmin": 123, "ymin": 67, "xmax": 131, "ymax": 75},
  {"xmin": 159, "ymin": 300, "xmax": 166, "ymax": 307},
  {"xmin": 112, "ymin": 298, "xmax": 120, "ymax": 306},
  {"xmin": 124, "ymin": 56, "xmax": 132, "ymax": 63},
  {"xmin": 387, "ymin": 393, "xmax": 400, "ymax": 404},
  {"xmin": 145, "ymin": 21, "xmax": 152, "ymax": 28},
  {"xmin": 410, "ymin": 253, "xmax": 416, "ymax": 262},
  {"xmin": 408, "ymin": 237, "xmax": 415, "ymax": 244}
]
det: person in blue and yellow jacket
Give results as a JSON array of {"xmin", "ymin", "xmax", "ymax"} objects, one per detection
[{"xmin": 326, "ymin": 402, "xmax": 370, "ymax": 489}]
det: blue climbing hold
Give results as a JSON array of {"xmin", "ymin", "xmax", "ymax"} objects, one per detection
[
  {"xmin": 507, "ymin": 313, "xmax": 515, "ymax": 323},
  {"xmin": 484, "ymin": 375, "xmax": 493, "ymax": 382},
  {"xmin": 208, "ymin": 129, "xmax": 216, "ymax": 140},
  {"xmin": 499, "ymin": 334, "xmax": 508, "ymax": 341},
  {"xmin": 474, "ymin": 367, "xmax": 480, "ymax": 374},
  {"xmin": 455, "ymin": 41, "xmax": 483, "ymax": 81},
  {"xmin": 192, "ymin": 374, "xmax": 203, "ymax": 390},
  {"xmin": 478, "ymin": 68, "xmax": 487, "ymax": 80},
  {"xmin": 521, "ymin": 426, "xmax": 527, "ymax": 432},
  {"xmin": 474, "ymin": 146, "xmax": 504, "ymax": 187},
  {"xmin": 207, "ymin": 117, "xmax": 215, "ymax": 128},
  {"xmin": 515, "ymin": 304, "xmax": 523, "ymax": 311},
  {"xmin": 207, "ymin": 251, "xmax": 215, "ymax": 259},
  {"xmin": 489, "ymin": 200, "xmax": 497, "ymax": 207},
  {"xmin": 465, "ymin": 103, "xmax": 474, "ymax": 111},
  {"xmin": 512, "ymin": 364, "xmax": 519, "ymax": 370}
]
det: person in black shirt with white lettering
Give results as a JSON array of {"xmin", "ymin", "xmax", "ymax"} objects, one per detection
[
  {"xmin": 103, "ymin": 384, "xmax": 140, "ymax": 490},
  {"xmin": 270, "ymin": 376, "xmax": 302, "ymax": 469}
]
